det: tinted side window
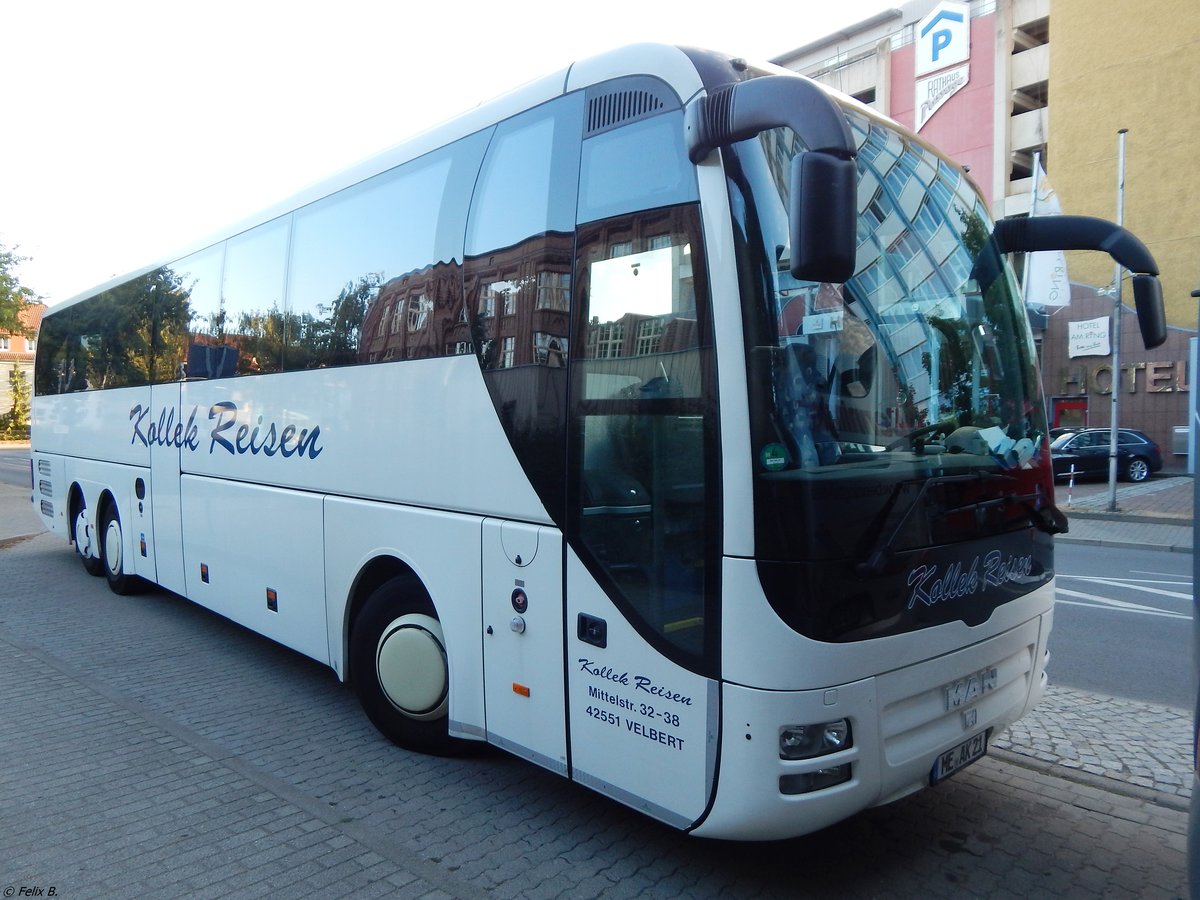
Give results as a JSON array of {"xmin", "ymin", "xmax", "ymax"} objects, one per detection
[
  {"xmin": 220, "ymin": 218, "xmax": 291, "ymax": 375},
  {"xmin": 163, "ymin": 246, "xmax": 224, "ymax": 382},
  {"xmin": 465, "ymin": 94, "xmax": 584, "ymax": 519},
  {"xmin": 34, "ymin": 263, "xmax": 211, "ymax": 394},
  {"xmin": 292, "ymin": 131, "xmax": 488, "ymax": 367},
  {"xmin": 33, "ymin": 309, "xmax": 72, "ymax": 395},
  {"xmin": 54, "ymin": 274, "xmax": 169, "ymax": 391},
  {"xmin": 466, "ymin": 99, "xmax": 581, "ymax": 256}
]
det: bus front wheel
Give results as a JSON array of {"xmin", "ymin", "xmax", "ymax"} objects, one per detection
[{"xmin": 350, "ymin": 577, "xmax": 464, "ymax": 756}]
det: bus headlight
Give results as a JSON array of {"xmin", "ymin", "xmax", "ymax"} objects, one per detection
[{"xmin": 779, "ymin": 719, "xmax": 851, "ymax": 760}]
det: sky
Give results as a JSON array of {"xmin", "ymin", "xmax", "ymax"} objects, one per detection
[{"xmin": 2, "ymin": 0, "xmax": 895, "ymax": 305}]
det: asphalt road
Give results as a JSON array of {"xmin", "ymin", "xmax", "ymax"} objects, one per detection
[
  {"xmin": 1050, "ymin": 541, "xmax": 1192, "ymax": 709},
  {"xmin": 0, "ymin": 447, "xmax": 30, "ymax": 489}
]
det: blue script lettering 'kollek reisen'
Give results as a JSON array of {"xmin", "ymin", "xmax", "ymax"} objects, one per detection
[{"xmin": 130, "ymin": 402, "xmax": 323, "ymax": 460}]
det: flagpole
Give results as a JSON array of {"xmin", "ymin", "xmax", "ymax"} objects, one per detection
[
  {"xmin": 1106, "ymin": 129, "xmax": 1128, "ymax": 513},
  {"xmin": 1022, "ymin": 150, "xmax": 1042, "ymax": 307}
]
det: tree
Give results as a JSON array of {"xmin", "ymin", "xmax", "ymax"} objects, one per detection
[
  {"xmin": 0, "ymin": 242, "xmax": 37, "ymax": 336},
  {"xmin": 0, "ymin": 363, "xmax": 31, "ymax": 439}
]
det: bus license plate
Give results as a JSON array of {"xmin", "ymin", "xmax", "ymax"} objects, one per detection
[{"xmin": 931, "ymin": 730, "xmax": 989, "ymax": 784}]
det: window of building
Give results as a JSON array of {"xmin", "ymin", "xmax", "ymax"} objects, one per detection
[
  {"xmin": 407, "ymin": 294, "xmax": 431, "ymax": 332},
  {"xmin": 536, "ymin": 271, "xmax": 570, "ymax": 310}
]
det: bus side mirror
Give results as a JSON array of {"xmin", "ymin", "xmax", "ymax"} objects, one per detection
[
  {"xmin": 1132, "ymin": 274, "xmax": 1167, "ymax": 350},
  {"xmin": 993, "ymin": 214, "xmax": 1166, "ymax": 349},
  {"xmin": 789, "ymin": 151, "xmax": 857, "ymax": 284},
  {"xmin": 685, "ymin": 74, "xmax": 859, "ymax": 283}
]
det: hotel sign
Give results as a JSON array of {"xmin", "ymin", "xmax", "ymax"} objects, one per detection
[{"xmin": 1068, "ymin": 317, "xmax": 1112, "ymax": 358}]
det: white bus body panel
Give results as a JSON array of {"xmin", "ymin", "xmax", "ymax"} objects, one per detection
[
  {"xmin": 31, "ymin": 387, "xmax": 150, "ymax": 468},
  {"xmin": 694, "ymin": 138, "xmax": 756, "ymax": 561},
  {"xmin": 565, "ymin": 549, "xmax": 717, "ymax": 830},
  {"xmin": 180, "ymin": 476, "xmax": 328, "ymax": 663},
  {"xmin": 696, "ymin": 610, "xmax": 1049, "ymax": 840},
  {"xmin": 31, "ymin": 389, "xmax": 155, "ymax": 580},
  {"xmin": 482, "ymin": 520, "xmax": 567, "ymax": 774},
  {"xmin": 174, "ymin": 360, "xmax": 547, "ymax": 522},
  {"xmin": 322, "ymin": 498, "xmax": 485, "ymax": 733},
  {"xmin": 565, "ymin": 44, "xmax": 704, "ymax": 102}
]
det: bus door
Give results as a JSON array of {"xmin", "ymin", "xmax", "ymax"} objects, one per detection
[
  {"xmin": 481, "ymin": 519, "xmax": 568, "ymax": 775},
  {"xmin": 562, "ymin": 206, "xmax": 718, "ymax": 830}
]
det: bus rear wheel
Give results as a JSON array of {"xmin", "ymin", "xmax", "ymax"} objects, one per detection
[
  {"xmin": 350, "ymin": 576, "xmax": 464, "ymax": 756},
  {"xmin": 100, "ymin": 502, "xmax": 142, "ymax": 595},
  {"xmin": 73, "ymin": 499, "xmax": 104, "ymax": 577}
]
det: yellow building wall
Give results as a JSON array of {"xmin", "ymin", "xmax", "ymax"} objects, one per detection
[{"xmin": 1051, "ymin": 0, "xmax": 1200, "ymax": 327}]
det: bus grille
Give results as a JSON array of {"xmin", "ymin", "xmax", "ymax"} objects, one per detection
[{"xmin": 877, "ymin": 638, "xmax": 1036, "ymax": 767}]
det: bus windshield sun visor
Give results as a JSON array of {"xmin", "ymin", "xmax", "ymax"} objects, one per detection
[
  {"xmin": 685, "ymin": 75, "xmax": 858, "ymax": 283},
  {"xmin": 993, "ymin": 214, "xmax": 1167, "ymax": 349}
]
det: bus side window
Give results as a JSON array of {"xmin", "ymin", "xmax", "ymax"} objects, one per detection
[
  {"xmin": 219, "ymin": 218, "xmax": 291, "ymax": 376},
  {"xmin": 162, "ymin": 245, "xmax": 224, "ymax": 382},
  {"xmin": 288, "ymin": 131, "xmax": 487, "ymax": 369},
  {"xmin": 464, "ymin": 93, "xmax": 583, "ymax": 519},
  {"xmin": 33, "ymin": 308, "xmax": 72, "ymax": 395}
]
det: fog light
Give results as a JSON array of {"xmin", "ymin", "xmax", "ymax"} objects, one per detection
[
  {"xmin": 779, "ymin": 764, "xmax": 851, "ymax": 795},
  {"xmin": 779, "ymin": 719, "xmax": 851, "ymax": 760}
]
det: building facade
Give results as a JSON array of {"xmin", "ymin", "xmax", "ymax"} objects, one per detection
[{"xmin": 775, "ymin": 0, "xmax": 1200, "ymax": 467}]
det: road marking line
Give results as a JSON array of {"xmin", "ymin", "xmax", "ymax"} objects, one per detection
[
  {"xmin": 1057, "ymin": 575, "xmax": 1191, "ymax": 601},
  {"xmin": 1055, "ymin": 588, "xmax": 1191, "ymax": 620}
]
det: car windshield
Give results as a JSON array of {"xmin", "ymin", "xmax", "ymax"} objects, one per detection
[{"xmin": 728, "ymin": 106, "xmax": 1055, "ymax": 566}]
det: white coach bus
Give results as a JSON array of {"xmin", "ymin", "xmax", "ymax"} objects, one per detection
[{"xmin": 30, "ymin": 44, "xmax": 1166, "ymax": 840}]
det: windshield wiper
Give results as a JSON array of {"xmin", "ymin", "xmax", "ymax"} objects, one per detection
[
  {"xmin": 856, "ymin": 471, "xmax": 1023, "ymax": 577},
  {"xmin": 942, "ymin": 486, "xmax": 1068, "ymax": 537}
]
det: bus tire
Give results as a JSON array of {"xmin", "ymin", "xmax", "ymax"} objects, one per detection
[
  {"xmin": 350, "ymin": 577, "xmax": 464, "ymax": 756},
  {"xmin": 73, "ymin": 498, "xmax": 104, "ymax": 577},
  {"xmin": 100, "ymin": 501, "xmax": 142, "ymax": 595}
]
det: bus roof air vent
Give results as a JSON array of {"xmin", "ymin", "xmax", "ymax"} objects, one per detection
[{"xmin": 584, "ymin": 76, "xmax": 680, "ymax": 138}]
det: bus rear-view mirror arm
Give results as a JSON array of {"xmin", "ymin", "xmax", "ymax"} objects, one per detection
[
  {"xmin": 685, "ymin": 75, "xmax": 858, "ymax": 285},
  {"xmin": 993, "ymin": 215, "xmax": 1167, "ymax": 349}
]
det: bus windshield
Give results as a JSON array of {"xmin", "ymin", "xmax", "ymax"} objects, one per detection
[{"xmin": 732, "ymin": 109, "xmax": 1055, "ymax": 583}]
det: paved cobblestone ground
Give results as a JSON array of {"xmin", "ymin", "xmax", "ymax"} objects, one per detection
[
  {"xmin": 0, "ymin": 529, "xmax": 1189, "ymax": 898},
  {"xmin": 995, "ymin": 685, "xmax": 1192, "ymax": 803}
]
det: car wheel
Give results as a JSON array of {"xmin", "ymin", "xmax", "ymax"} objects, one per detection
[{"xmin": 1125, "ymin": 457, "xmax": 1150, "ymax": 483}]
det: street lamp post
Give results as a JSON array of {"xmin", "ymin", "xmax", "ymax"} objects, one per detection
[{"xmin": 1189, "ymin": 288, "xmax": 1200, "ymax": 897}]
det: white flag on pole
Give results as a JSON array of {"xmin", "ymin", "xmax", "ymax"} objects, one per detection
[{"xmin": 1024, "ymin": 161, "xmax": 1070, "ymax": 307}]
